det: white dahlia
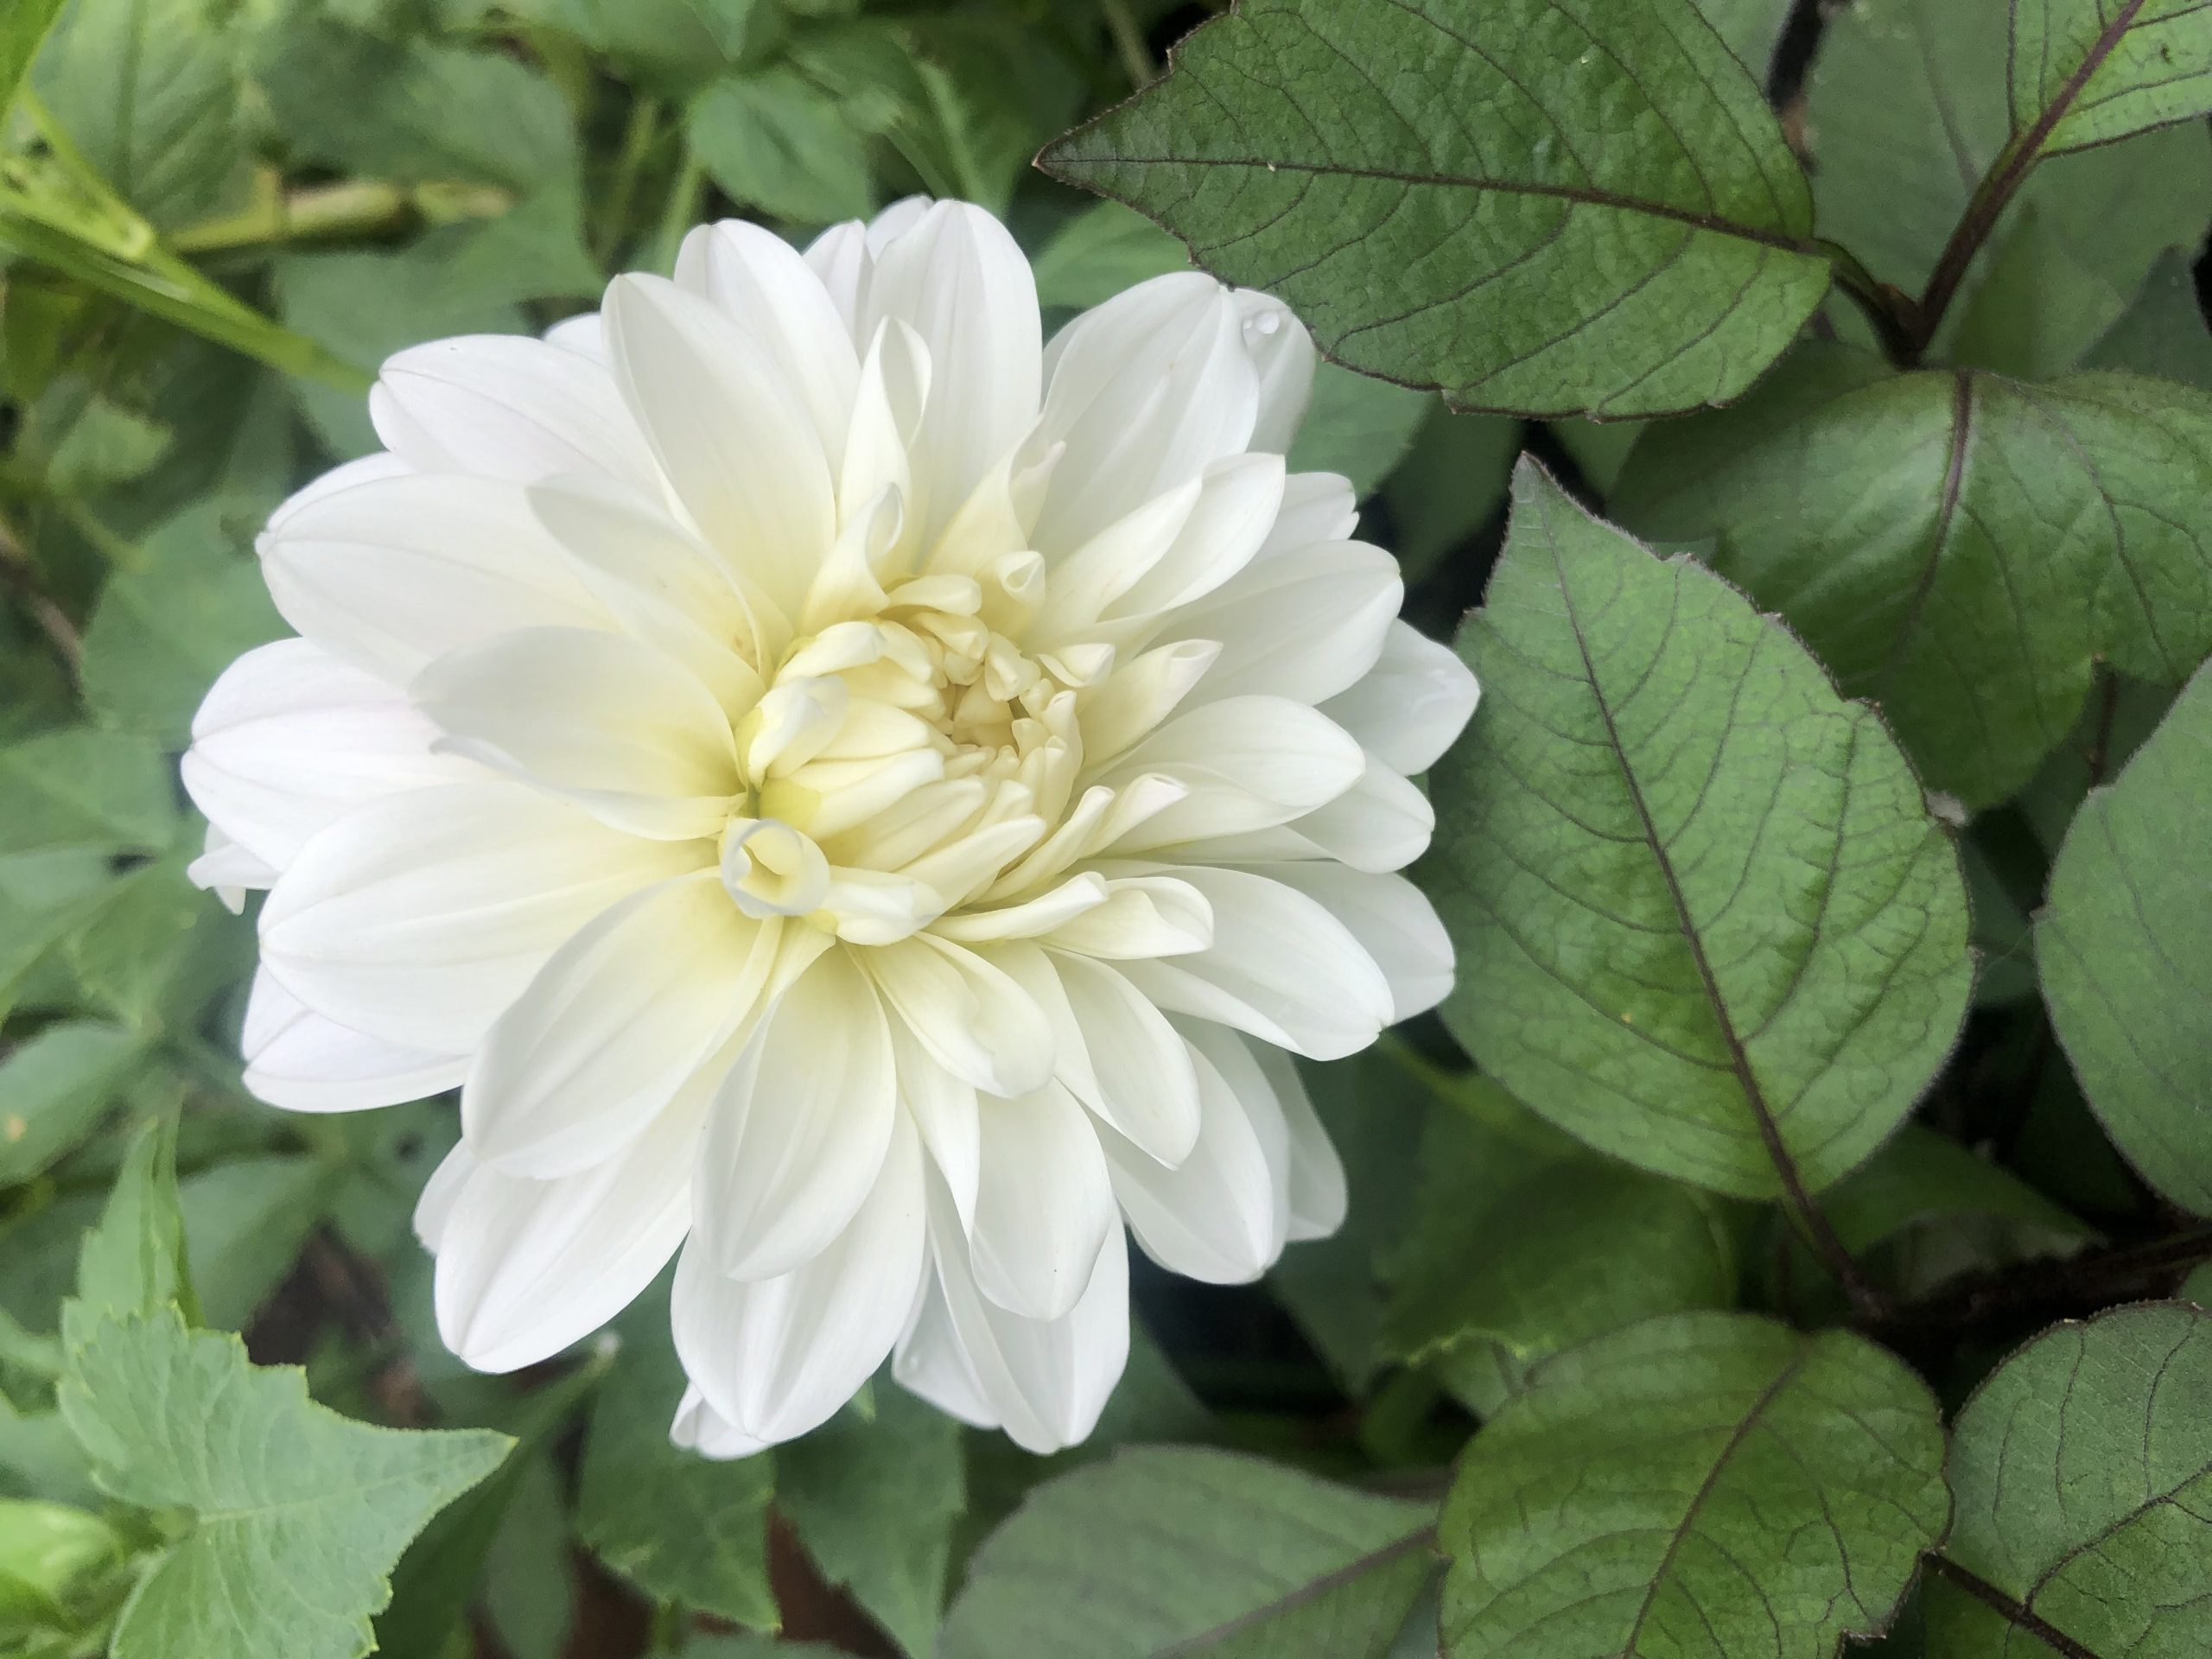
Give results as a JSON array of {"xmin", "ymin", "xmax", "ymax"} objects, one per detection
[{"xmin": 182, "ymin": 199, "xmax": 1479, "ymax": 1455}]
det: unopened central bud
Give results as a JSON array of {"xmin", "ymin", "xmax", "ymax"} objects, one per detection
[{"xmin": 720, "ymin": 817, "xmax": 830, "ymax": 918}]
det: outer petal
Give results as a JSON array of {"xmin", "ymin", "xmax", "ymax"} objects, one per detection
[
  {"xmin": 967, "ymin": 1083, "xmax": 1116, "ymax": 1321},
  {"xmin": 673, "ymin": 1106, "xmax": 926, "ymax": 1446},
  {"xmin": 909, "ymin": 1173, "xmax": 1129, "ymax": 1454},
  {"xmin": 239, "ymin": 968, "xmax": 467, "ymax": 1113},
  {"xmin": 861, "ymin": 201, "xmax": 1042, "ymax": 544},
  {"xmin": 867, "ymin": 935, "xmax": 1054, "ymax": 1099},
  {"xmin": 183, "ymin": 638, "xmax": 478, "ymax": 870},
  {"xmin": 461, "ymin": 875, "xmax": 772, "ymax": 1179},
  {"xmin": 433, "ymin": 1090, "xmax": 703, "ymax": 1372},
  {"xmin": 1249, "ymin": 1039, "xmax": 1346, "ymax": 1240},
  {"xmin": 369, "ymin": 334, "xmax": 661, "ymax": 493},
  {"xmin": 1102, "ymin": 1027, "xmax": 1288, "ymax": 1284},
  {"xmin": 1040, "ymin": 948, "xmax": 1203, "ymax": 1166},
  {"xmin": 1091, "ymin": 696, "xmax": 1364, "ymax": 853},
  {"xmin": 1235, "ymin": 289, "xmax": 1318, "ymax": 456},
  {"xmin": 257, "ymin": 781, "xmax": 704, "ymax": 1052},
  {"xmin": 259, "ymin": 472, "xmax": 613, "ymax": 685},
  {"xmin": 891, "ymin": 1267, "xmax": 999, "ymax": 1430},
  {"xmin": 1160, "ymin": 542, "xmax": 1401, "ymax": 708},
  {"xmin": 1111, "ymin": 864, "xmax": 1393, "ymax": 1061},
  {"xmin": 693, "ymin": 946, "xmax": 898, "ymax": 1281},
  {"xmin": 888, "ymin": 1018, "xmax": 982, "ymax": 1230},
  {"xmin": 1319, "ymin": 620, "xmax": 1481, "ymax": 776},
  {"xmin": 670, "ymin": 1386, "xmax": 773, "ymax": 1461},
  {"xmin": 602, "ymin": 273, "xmax": 836, "ymax": 619},
  {"xmin": 1246, "ymin": 862, "xmax": 1453, "ymax": 1022}
]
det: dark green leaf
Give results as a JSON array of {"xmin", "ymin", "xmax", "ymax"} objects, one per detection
[
  {"xmin": 1694, "ymin": 0, "xmax": 1793, "ymax": 75},
  {"xmin": 1426, "ymin": 461, "xmax": 1973, "ymax": 1197},
  {"xmin": 1439, "ymin": 1313, "xmax": 1948, "ymax": 1657},
  {"xmin": 0, "ymin": 727, "xmax": 175, "ymax": 857},
  {"xmin": 2012, "ymin": 0, "xmax": 2212, "ymax": 154},
  {"xmin": 2088, "ymin": 248, "xmax": 2212, "ymax": 387},
  {"xmin": 1616, "ymin": 349, "xmax": 2212, "ymax": 804},
  {"xmin": 1287, "ymin": 368, "xmax": 1433, "ymax": 499},
  {"xmin": 941, "ymin": 1446, "xmax": 1436, "ymax": 1659},
  {"xmin": 1382, "ymin": 410, "xmax": 1522, "ymax": 582},
  {"xmin": 2038, "ymin": 661, "xmax": 2212, "ymax": 1212},
  {"xmin": 687, "ymin": 67, "xmax": 875, "ymax": 226},
  {"xmin": 480, "ymin": 1454, "xmax": 575, "ymax": 1659},
  {"xmin": 0, "ymin": 1021, "xmax": 140, "ymax": 1187},
  {"xmin": 1040, "ymin": 0, "xmax": 1830, "ymax": 419},
  {"xmin": 59, "ymin": 1306, "xmax": 510, "ymax": 1659},
  {"xmin": 1930, "ymin": 1301, "xmax": 2212, "ymax": 1656},
  {"xmin": 178, "ymin": 1155, "xmax": 338, "ymax": 1332}
]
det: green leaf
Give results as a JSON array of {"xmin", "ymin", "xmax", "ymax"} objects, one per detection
[
  {"xmin": 940, "ymin": 1446, "xmax": 1436, "ymax": 1659},
  {"xmin": 687, "ymin": 66, "xmax": 874, "ymax": 226},
  {"xmin": 0, "ymin": 0, "xmax": 67, "ymax": 115},
  {"xmin": 2088, "ymin": 245, "xmax": 2212, "ymax": 387},
  {"xmin": 0, "ymin": 1020, "xmax": 141, "ymax": 1187},
  {"xmin": 1383, "ymin": 1120, "xmax": 1738, "ymax": 1387},
  {"xmin": 1930, "ymin": 1301, "xmax": 2212, "ymax": 1656},
  {"xmin": 1039, "ymin": 0, "xmax": 1830, "ymax": 419},
  {"xmin": 58, "ymin": 1305, "xmax": 509, "ymax": 1659},
  {"xmin": 79, "ymin": 507, "xmax": 285, "ymax": 743},
  {"xmin": 1425, "ymin": 461, "xmax": 1974, "ymax": 1198},
  {"xmin": 575, "ymin": 1307, "xmax": 777, "ymax": 1631},
  {"xmin": 2037, "ymin": 662, "xmax": 2212, "ymax": 1212},
  {"xmin": 1616, "ymin": 349, "xmax": 2212, "ymax": 804},
  {"xmin": 0, "ymin": 1497, "xmax": 125, "ymax": 1639},
  {"xmin": 1694, "ymin": 0, "xmax": 1793, "ymax": 73},
  {"xmin": 68, "ymin": 1117, "xmax": 188, "ymax": 1331},
  {"xmin": 0, "ymin": 727, "xmax": 175, "ymax": 857},
  {"xmin": 67, "ymin": 853, "xmax": 245, "ymax": 1033},
  {"xmin": 2011, "ymin": 0, "xmax": 2212, "ymax": 154},
  {"xmin": 34, "ymin": 0, "xmax": 248, "ymax": 225},
  {"xmin": 1030, "ymin": 200, "xmax": 1187, "ymax": 314},
  {"xmin": 1381, "ymin": 410, "xmax": 1522, "ymax": 582},
  {"xmin": 1807, "ymin": 0, "xmax": 2212, "ymax": 367},
  {"xmin": 178, "ymin": 1155, "xmax": 338, "ymax": 1332},
  {"xmin": 778, "ymin": 1387, "xmax": 964, "ymax": 1658},
  {"xmin": 480, "ymin": 1454, "xmax": 575, "ymax": 1659},
  {"xmin": 1439, "ymin": 1312, "xmax": 1948, "ymax": 1657},
  {"xmin": 1287, "ymin": 367, "xmax": 1433, "ymax": 499}
]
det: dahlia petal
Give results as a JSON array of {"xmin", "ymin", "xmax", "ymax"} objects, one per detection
[
  {"xmin": 968, "ymin": 1082, "xmax": 1115, "ymax": 1321},
  {"xmin": 914, "ymin": 1173, "xmax": 1128, "ymax": 1455},
  {"xmin": 673, "ymin": 1106, "xmax": 925, "ymax": 1446},
  {"xmin": 1038, "ymin": 875, "xmax": 1212, "ymax": 959},
  {"xmin": 928, "ymin": 873, "xmax": 1109, "ymax": 943},
  {"xmin": 182, "ymin": 638, "xmax": 477, "ymax": 871},
  {"xmin": 462, "ymin": 875, "xmax": 772, "ymax": 1179},
  {"xmin": 862, "ymin": 201, "xmax": 1041, "ymax": 543},
  {"xmin": 1046, "ymin": 949, "xmax": 1203, "ymax": 1166},
  {"xmin": 1076, "ymin": 640, "xmax": 1222, "ymax": 766},
  {"xmin": 670, "ymin": 1386, "xmax": 773, "ymax": 1461},
  {"xmin": 410, "ymin": 625, "xmax": 740, "ymax": 837},
  {"xmin": 1249, "ymin": 1039, "xmax": 1347, "ymax": 1240},
  {"xmin": 433, "ymin": 1095, "xmax": 701, "ymax": 1372},
  {"xmin": 369, "ymin": 334, "xmax": 660, "ymax": 492},
  {"xmin": 803, "ymin": 220, "xmax": 870, "ymax": 334},
  {"xmin": 1102, "ymin": 1028, "xmax": 1287, "ymax": 1284},
  {"xmin": 413, "ymin": 1141, "xmax": 474, "ymax": 1252},
  {"xmin": 259, "ymin": 473, "xmax": 613, "ymax": 685},
  {"xmin": 543, "ymin": 312, "xmax": 606, "ymax": 360},
  {"xmin": 1257, "ymin": 471, "xmax": 1358, "ymax": 558},
  {"xmin": 1235, "ymin": 289, "xmax": 1318, "ymax": 456},
  {"xmin": 1281, "ymin": 758, "xmax": 1437, "ymax": 874},
  {"xmin": 187, "ymin": 824, "xmax": 273, "ymax": 911},
  {"xmin": 1319, "ymin": 620, "xmax": 1481, "ymax": 776},
  {"xmin": 868, "ymin": 935, "xmax": 1054, "ymax": 1098},
  {"xmin": 257, "ymin": 781, "xmax": 703, "ymax": 1052},
  {"xmin": 892, "ymin": 1266, "xmax": 999, "ymax": 1430},
  {"xmin": 1093, "ymin": 696, "xmax": 1365, "ymax": 852},
  {"xmin": 1106, "ymin": 451, "xmax": 1286, "ymax": 622},
  {"xmin": 694, "ymin": 947, "xmax": 898, "ymax": 1281},
  {"xmin": 1162, "ymin": 542, "xmax": 1400, "ymax": 707},
  {"xmin": 1252, "ymin": 862, "xmax": 1453, "ymax": 1023},
  {"xmin": 265, "ymin": 452, "xmax": 413, "ymax": 531},
  {"xmin": 240, "ymin": 968, "xmax": 467, "ymax": 1114},
  {"xmin": 1112, "ymin": 865, "xmax": 1393, "ymax": 1061},
  {"xmin": 888, "ymin": 1018, "xmax": 981, "ymax": 1229},
  {"xmin": 602, "ymin": 273, "xmax": 836, "ymax": 619},
  {"xmin": 675, "ymin": 219, "xmax": 861, "ymax": 468}
]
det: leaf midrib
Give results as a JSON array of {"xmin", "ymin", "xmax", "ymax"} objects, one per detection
[{"xmin": 1151, "ymin": 1523, "xmax": 1438, "ymax": 1656}]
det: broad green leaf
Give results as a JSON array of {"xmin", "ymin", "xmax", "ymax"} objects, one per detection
[
  {"xmin": 2017, "ymin": 676, "xmax": 2176, "ymax": 855},
  {"xmin": 1440, "ymin": 1313, "xmax": 1948, "ymax": 1657},
  {"xmin": 2088, "ymin": 247, "xmax": 2212, "ymax": 387},
  {"xmin": 687, "ymin": 67, "xmax": 874, "ymax": 226},
  {"xmin": 79, "ymin": 508, "xmax": 285, "ymax": 743},
  {"xmin": 19, "ymin": 380, "xmax": 172, "ymax": 495},
  {"xmin": 1694, "ymin": 0, "xmax": 1794, "ymax": 73},
  {"xmin": 495, "ymin": 0, "xmax": 773, "ymax": 93},
  {"xmin": 0, "ymin": 851, "xmax": 129, "ymax": 1027},
  {"xmin": 1616, "ymin": 349, "xmax": 2212, "ymax": 804},
  {"xmin": 1039, "ymin": 0, "xmax": 1830, "ymax": 419},
  {"xmin": 2186, "ymin": 1261, "xmax": 2212, "ymax": 1305},
  {"xmin": 1287, "ymin": 367, "xmax": 1433, "ymax": 499},
  {"xmin": 67, "ymin": 1117, "xmax": 188, "ymax": 1331},
  {"xmin": 0, "ymin": 1396, "xmax": 101, "ymax": 1511},
  {"xmin": 2012, "ymin": 0, "xmax": 2212, "ymax": 154},
  {"xmin": 178, "ymin": 1155, "xmax": 338, "ymax": 1332},
  {"xmin": 575, "ymin": 1308, "xmax": 777, "ymax": 1631},
  {"xmin": 67, "ymin": 853, "xmax": 247, "ymax": 1033},
  {"xmin": 1383, "ymin": 1102, "xmax": 1738, "ymax": 1392},
  {"xmin": 0, "ymin": 0, "xmax": 66, "ymax": 114},
  {"xmin": 1808, "ymin": 0, "xmax": 2212, "ymax": 366},
  {"xmin": 0, "ymin": 727, "xmax": 175, "ymax": 857},
  {"xmin": 1382, "ymin": 410, "xmax": 1522, "ymax": 582},
  {"xmin": 59, "ymin": 1306, "xmax": 510, "ymax": 1659},
  {"xmin": 940, "ymin": 1446, "xmax": 1436, "ymax": 1659},
  {"xmin": 1030, "ymin": 200, "xmax": 1186, "ymax": 314},
  {"xmin": 35, "ymin": 0, "xmax": 248, "ymax": 225},
  {"xmin": 1425, "ymin": 461, "xmax": 1973, "ymax": 1198},
  {"xmin": 1931, "ymin": 1301, "xmax": 2212, "ymax": 1656},
  {"xmin": 480, "ymin": 1454, "xmax": 575, "ymax": 1659},
  {"xmin": 2037, "ymin": 662, "xmax": 2212, "ymax": 1211},
  {"xmin": 779, "ymin": 1387, "xmax": 965, "ymax": 1658},
  {"xmin": 0, "ymin": 1020, "xmax": 140, "ymax": 1187}
]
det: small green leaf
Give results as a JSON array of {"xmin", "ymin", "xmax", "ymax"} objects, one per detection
[
  {"xmin": 1039, "ymin": 0, "xmax": 1829, "ymax": 419},
  {"xmin": 1440, "ymin": 1313, "xmax": 1948, "ymax": 1657},
  {"xmin": 0, "ymin": 727, "xmax": 175, "ymax": 858},
  {"xmin": 687, "ymin": 66, "xmax": 874, "ymax": 226},
  {"xmin": 1930, "ymin": 1301, "xmax": 2212, "ymax": 1656},
  {"xmin": 0, "ymin": 1020, "xmax": 141, "ymax": 1187},
  {"xmin": 940, "ymin": 1446, "xmax": 1436, "ymax": 1659},
  {"xmin": 1425, "ymin": 461, "xmax": 1973, "ymax": 1198},
  {"xmin": 778, "ymin": 1387, "xmax": 965, "ymax": 1657},
  {"xmin": 68, "ymin": 1117, "xmax": 188, "ymax": 1332},
  {"xmin": 2012, "ymin": 0, "xmax": 2212, "ymax": 155},
  {"xmin": 59, "ymin": 1306, "xmax": 511, "ymax": 1659},
  {"xmin": 575, "ymin": 1306, "xmax": 777, "ymax": 1631},
  {"xmin": 2038, "ymin": 662, "xmax": 2212, "ymax": 1212}
]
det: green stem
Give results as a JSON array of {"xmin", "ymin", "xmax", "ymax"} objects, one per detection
[
  {"xmin": 595, "ymin": 96, "xmax": 664, "ymax": 267},
  {"xmin": 1818, "ymin": 239, "xmax": 1920, "ymax": 368},
  {"xmin": 644, "ymin": 147, "xmax": 709, "ymax": 277},
  {"xmin": 1103, "ymin": 0, "xmax": 1157, "ymax": 88},
  {"xmin": 170, "ymin": 177, "xmax": 510, "ymax": 255}
]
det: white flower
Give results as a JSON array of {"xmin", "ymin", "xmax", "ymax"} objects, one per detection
[{"xmin": 183, "ymin": 200, "xmax": 1480, "ymax": 1455}]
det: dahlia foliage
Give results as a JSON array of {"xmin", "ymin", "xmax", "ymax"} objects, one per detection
[{"xmin": 182, "ymin": 199, "xmax": 1478, "ymax": 1454}]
